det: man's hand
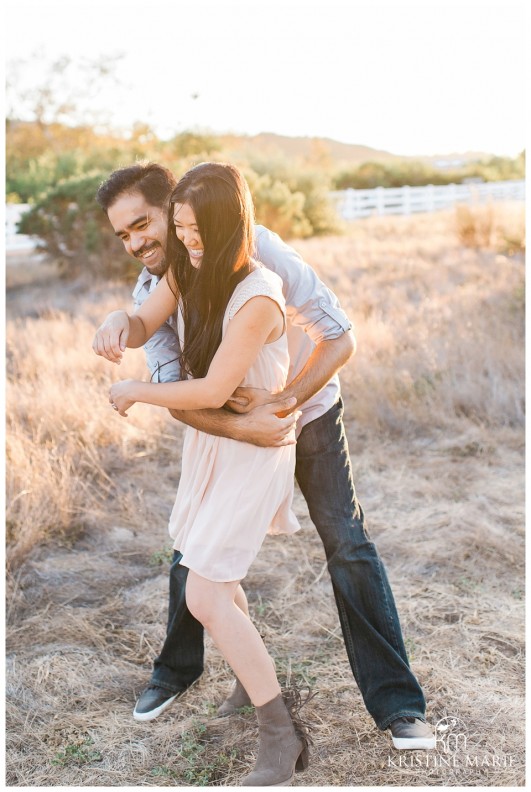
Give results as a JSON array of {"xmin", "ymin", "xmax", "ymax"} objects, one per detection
[
  {"xmin": 234, "ymin": 397, "xmax": 301, "ymax": 446},
  {"xmin": 93, "ymin": 310, "xmax": 130, "ymax": 364},
  {"xmin": 167, "ymin": 395, "xmax": 300, "ymax": 446}
]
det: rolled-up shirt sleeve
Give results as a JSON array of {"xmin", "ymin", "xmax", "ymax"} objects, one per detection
[
  {"xmin": 142, "ymin": 325, "xmax": 182, "ymax": 383},
  {"xmin": 254, "ymin": 225, "xmax": 352, "ymax": 345},
  {"xmin": 132, "ymin": 271, "xmax": 182, "ymax": 383}
]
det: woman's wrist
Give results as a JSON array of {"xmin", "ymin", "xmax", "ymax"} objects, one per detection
[
  {"xmin": 109, "ymin": 309, "xmax": 130, "ymax": 322},
  {"xmin": 131, "ymin": 380, "xmax": 148, "ymax": 403}
]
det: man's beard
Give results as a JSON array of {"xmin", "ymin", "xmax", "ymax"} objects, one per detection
[
  {"xmin": 134, "ymin": 242, "xmax": 168, "ymax": 276},
  {"xmin": 145, "ymin": 257, "xmax": 168, "ymax": 277}
]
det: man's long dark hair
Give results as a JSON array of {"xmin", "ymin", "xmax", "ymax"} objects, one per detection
[{"xmin": 166, "ymin": 162, "xmax": 255, "ymax": 379}]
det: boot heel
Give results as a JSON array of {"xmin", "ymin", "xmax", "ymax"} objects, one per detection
[{"xmin": 295, "ymin": 745, "xmax": 309, "ymax": 772}]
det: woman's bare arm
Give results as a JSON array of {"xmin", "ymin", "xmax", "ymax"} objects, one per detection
[
  {"xmin": 110, "ymin": 296, "xmax": 284, "ymax": 415},
  {"xmin": 93, "ymin": 275, "xmax": 178, "ymax": 362}
]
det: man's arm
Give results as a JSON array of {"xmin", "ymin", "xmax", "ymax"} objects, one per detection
[
  {"xmin": 168, "ymin": 396, "xmax": 300, "ymax": 447},
  {"xmin": 228, "ymin": 330, "xmax": 356, "ymax": 417},
  {"xmin": 173, "ymin": 330, "xmax": 354, "ymax": 437},
  {"xmin": 254, "ymin": 225, "xmax": 352, "ymax": 345},
  {"xmin": 278, "ymin": 329, "xmax": 356, "ymax": 411},
  {"xmin": 222, "ymin": 226, "xmax": 357, "ymax": 416}
]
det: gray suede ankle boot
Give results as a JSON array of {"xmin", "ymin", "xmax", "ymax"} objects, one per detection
[
  {"xmin": 217, "ymin": 677, "xmax": 252, "ymax": 716},
  {"xmin": 240, "ymin": 693, "xmax": 309, "ymax": 786}
]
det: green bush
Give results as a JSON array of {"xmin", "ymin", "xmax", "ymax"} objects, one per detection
[
  {"xmin": 245, "ymin": 157, "xmax": 341, "ymax": 238},
  {"xmin": 8, "ymin": 151, "xmax": 79, "ymax": 203},
  {"xmin": 18, "ymin": 172, "xmax": 136, "ymax": 279},
  {"xmin": 333, "ymin": 153, "xmax": 525, "ymax": 190},
  {"xmin": 291, "ymin": 168, "xmax": 342, "ymax": 235},
  {"xmin": 246, "ymin": 171, "xmax": 312, "ymax": 239}
]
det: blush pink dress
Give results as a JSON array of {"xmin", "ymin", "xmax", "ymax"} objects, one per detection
[{"xmin": 168, "ymin": 267, "xmax": 300, "ymax": 582}]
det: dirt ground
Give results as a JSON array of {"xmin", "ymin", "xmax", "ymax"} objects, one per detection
[{"xmin": 6, "ymin": 417, "xmax": 524, "ymax": 787}]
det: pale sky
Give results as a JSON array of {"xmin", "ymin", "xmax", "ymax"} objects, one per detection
[{"xmin": 5, "ymin": 0, "xmax": 527, "ymax": 157}]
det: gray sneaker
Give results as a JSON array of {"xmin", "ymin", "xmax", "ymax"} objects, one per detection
[
  {"xmin": 133, "ymin": 685, "xmax": 178, "ymax": 722},
  {"xmin": 390, "ymin": 717, "xmax": 436, "ymax": 749}
]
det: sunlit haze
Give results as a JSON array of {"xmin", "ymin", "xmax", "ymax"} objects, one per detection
[{"xmin": 5, "ymin": 0, "xmax": 526, "ymax": 157}]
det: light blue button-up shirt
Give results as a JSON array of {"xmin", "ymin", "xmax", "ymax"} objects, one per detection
[{"xmin": 132, "ymin": 225, "xmax": 353, "ymax": 429}]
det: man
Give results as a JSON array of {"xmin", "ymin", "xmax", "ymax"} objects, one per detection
[{"xmin": 94, "ymin": 162, "xmax": 435, "ymax": 750}]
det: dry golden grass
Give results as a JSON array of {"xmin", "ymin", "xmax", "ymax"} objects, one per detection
[
  {"xmin": 5, "ymin": 204, "xmax": 524, "ymax": 786},
  {"xmin": 454, "ymin": 201, "xmax": 525, "ymax": 253},
  {"xmin": 295, "ymin": 204, "xmax": 525, "ymax": 434}
]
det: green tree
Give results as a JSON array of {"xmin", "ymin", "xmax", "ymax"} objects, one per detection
[{"xmin": 18, "ymin": 172, "xmax": 136, "ymax": 279}]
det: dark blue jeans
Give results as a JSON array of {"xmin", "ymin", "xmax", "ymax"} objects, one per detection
[{"xmin": 151, "ymin": 398, "xmax": 426, "ymax": 729}]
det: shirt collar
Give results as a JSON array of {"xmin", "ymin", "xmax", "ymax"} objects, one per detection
[{"xmin": 137, "ymin": 266, "xmax": 160, "ymax": 287}]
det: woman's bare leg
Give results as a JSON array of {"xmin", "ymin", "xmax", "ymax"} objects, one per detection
[
  {"xmin": 186, "ymin": 570, "xmax": 279, "ymax": 707},
  {"xmin": 234, "ymin": 584, "xmax": 249, "ymax": 617}
]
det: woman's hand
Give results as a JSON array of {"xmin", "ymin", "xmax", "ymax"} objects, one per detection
[
  {"xmin": 225, "ymin": 386, "xmax": 297, "ymax": 418},
  {"xmin": 109, "ymin": 379, "xmax": 138, "ymax": 417},
  {"xmin": 225, "ymin": 386, "xmax": 276, "ymax": 414},
  {"xmin": 93, "ymin": 310, "xmax": 130, "ymax": 363}
]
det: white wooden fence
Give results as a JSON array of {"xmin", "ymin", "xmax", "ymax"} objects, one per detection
[
  {"xmin": 330, "ymin": 179, "xmax": 525, "ymax": 220},
  {"xmin": 5, "ymin": 203, "xmax": 36, "ymax": 252}
]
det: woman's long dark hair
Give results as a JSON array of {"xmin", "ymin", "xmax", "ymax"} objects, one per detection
[{"xmin": 166, "ymin": 162, "xmax": 255, "ymax": 379}]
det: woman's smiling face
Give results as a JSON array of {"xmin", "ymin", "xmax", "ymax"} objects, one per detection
[{"xmin": 173, "ymin": 202, "xmax": 204, "ymax": 269}]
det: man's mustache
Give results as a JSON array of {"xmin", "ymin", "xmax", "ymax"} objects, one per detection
[{"xmin": 134, "ymin": 242, "xmax": 161, "ymax": 259}]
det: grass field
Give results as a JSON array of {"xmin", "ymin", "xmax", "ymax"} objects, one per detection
[{"xmin": 5, "ymin": 204, "xmax": 525, "ymax": 786}]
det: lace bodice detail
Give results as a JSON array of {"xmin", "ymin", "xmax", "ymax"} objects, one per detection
[{"xmin": 227, "ymin": 267, "xmax": 286, "ymax": 323}]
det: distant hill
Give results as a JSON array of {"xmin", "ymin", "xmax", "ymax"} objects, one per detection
[
  {"xmin": 217, "ymin": 131, "xmax": 492, "ymax": 168},
  {"xmin": 219, "ymin": 131, "xmax": 400, "ymax": 166}
]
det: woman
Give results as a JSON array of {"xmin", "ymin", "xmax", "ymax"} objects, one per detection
[{"xmin": 93, "ymin": 163, "xmax": 310, "ymax": 786}]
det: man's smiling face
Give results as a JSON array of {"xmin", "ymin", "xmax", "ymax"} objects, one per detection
[{"xmin": 107, "ymin": 191, "xmax": 168, "ymax": 276}]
